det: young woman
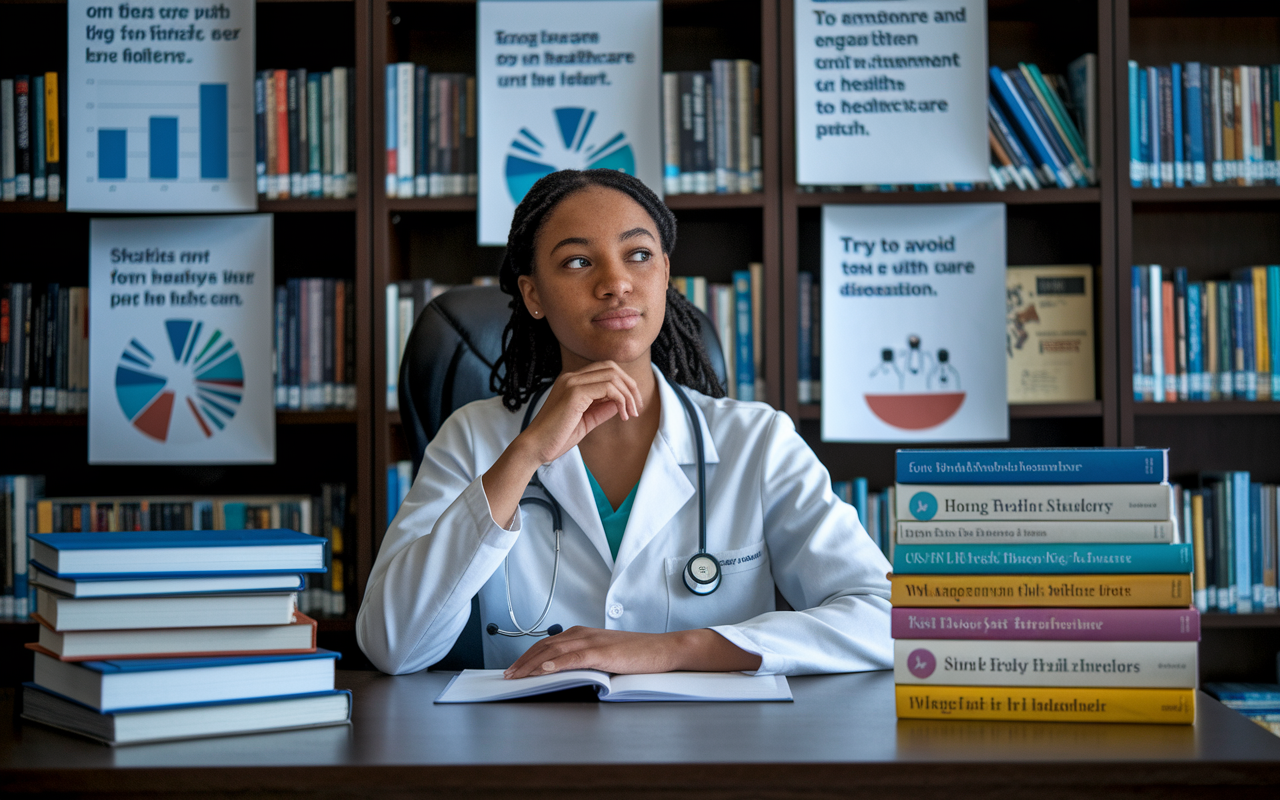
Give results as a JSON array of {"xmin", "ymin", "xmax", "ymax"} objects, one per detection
[{"xmin": 357, "ymin": 169, "xmax": 892, "ymax": 678}]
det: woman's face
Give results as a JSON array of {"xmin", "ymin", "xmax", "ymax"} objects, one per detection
[{"xmin": 518, "ymin": 186, "xmax": 671, "ymax": 371}]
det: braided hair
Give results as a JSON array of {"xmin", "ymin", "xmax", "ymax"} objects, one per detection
[{"xmin": 490, "ymin": 169, "xmax": 726, "ymax": 410}]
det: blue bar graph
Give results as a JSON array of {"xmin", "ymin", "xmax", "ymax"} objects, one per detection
[
  {"xmin": 98, "ymin": 130, "xmax": 127, "ymax": 179},
  {"xmin": 149, "ymin": 117, "xmax": 179, "ymax": 180},
  {"xmin": 200, "ymin": 83, "xmax": 229, "ymax": 180}
]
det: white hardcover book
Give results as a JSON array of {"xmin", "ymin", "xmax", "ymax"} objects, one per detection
[
  {"xmin": 332, "ymin": 68, "xmax": 348, "ymax": 199},
  {"xmin": 895, "ymin": 483, "xmax": 1174, "ymax": 522},
  {"xmin": 897, "ymin": 518, "xmax": 1178, "ymax": 545},
  {"xmin": 1240, "ymin": 66, "xmax": 1253, "ymax": 186},
  {"xmin": 36, "ymin": 588, "xmax": 298, "ymax": 631},
  {"xmin": 396, "ymin": 62, "xmax": 415, "ymax": 198},
  {"xmin": 662, "ymin": 72, "xmax": 680, "ymax": 195},
  {"xmin": 894, "ymin": 639, "xmax": 1197, "ymax": 688},
  {"xmin": 385, "ymin": 283, "xmax": 399, "ymax": 411},
  {"xmin": 1149, "ymin": 265, "xmax": 1164, "ymax": 402}
]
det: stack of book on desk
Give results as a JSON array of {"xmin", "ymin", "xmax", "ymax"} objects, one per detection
[
  {"xmin": 889, "ymin": 448, "xmax": 1199, "ymax": 725},
  {"xmin": 20, "ymin": 529, "xmax": 352, "ymax": 746}
]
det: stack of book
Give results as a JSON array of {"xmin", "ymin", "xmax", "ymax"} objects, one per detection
[
  {"xmin": 1131, "ymin": 264, "xmax": 1279, "ymax": 403},
  {"xmin": 21, "ymin": 529, "xmax": 350, "ymax": 746},
  {"xmin": 670, "ymin": 266, "xmax": 765, "ymax": 401},
  {"xmin": 1127, "ymin": 62, "xmax": 1280, "ymax": 188},
  {"xmin": 273, "ymin": 278, "xmax": 358, "ymax": 411},
  {"xmin": 660, "ymin": 61, "xmax": 762, "ymax": 195},
  {"xmin": 0, "ymin": 72, "xmax": 62, "ymax": 202},
  {"xmin": 1, "ymin": 283, "xmax": 88, "ymax": 415},
  {"xmin": 1185, "ymin": 471, "xmax": 1278, "ymax": 615},
  {"xmin": 255, "ymin": 67, "xmax": 357, "ymax": 200},
  {"xmin": 890, "ymin": 447, "xmax": 1198, "ymax": 725},
  {"xmin": 1205, "ymin": 683, "xmax": 1280, "ymax": 736},
  {"xmin": 988, "ymin": 58, "xmax": 1097, "ymax": 190}
]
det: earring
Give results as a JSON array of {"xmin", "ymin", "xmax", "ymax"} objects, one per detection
[{"xmin": 531, "ymin": 310, "xmax": 540, "ymax": 318}]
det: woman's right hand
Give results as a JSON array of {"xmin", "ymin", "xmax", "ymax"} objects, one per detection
[{"xmin": 482, "ymin": 361, "xmax": 643, "ymax": 529}]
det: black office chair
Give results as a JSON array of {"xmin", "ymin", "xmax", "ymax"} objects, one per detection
[{"xmin": 397, "ymin": 285, "xmax": 727, "ymax": 670}]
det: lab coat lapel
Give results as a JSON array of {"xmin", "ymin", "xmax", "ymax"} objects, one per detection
[
  {"xmin": 537, "ymin": 449, "xmax": 615, "ymax": 569},
  {"xmin": 611, "ymin": 369, "xmax": 720, "ymax": 580}
]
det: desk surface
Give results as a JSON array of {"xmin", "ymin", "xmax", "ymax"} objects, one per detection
[{"xmin": 4, "ymin": 670, "xmax": 1280, "ymax": 799}]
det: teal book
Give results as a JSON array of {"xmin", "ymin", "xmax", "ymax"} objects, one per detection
[{"xmin": 893, "ymin": 543, "xmax": 1193, "ymax": 575}]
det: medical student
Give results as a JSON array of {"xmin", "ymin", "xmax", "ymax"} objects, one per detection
[{"xmin": 357, "ymin": 169, "xmax": 892, "ymax": 678}]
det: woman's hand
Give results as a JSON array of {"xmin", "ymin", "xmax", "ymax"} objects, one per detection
[
  {"xmin": 503, "ymin": 627, "xmax": 763, "ymax": 679},
  {"xmin": 482, "ymin": 361, "xmax": 642, "ymax": 528}
]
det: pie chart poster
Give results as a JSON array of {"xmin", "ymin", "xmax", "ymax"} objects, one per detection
[
  {"xmin": 477, "ymin": 0, "xmax": 662, "ymax": 245},
  {"xmin": 820, "ymin": 203, "xmax": 1007, "ymax": 443},
  {"xmin": 89, "ymin": 215, "xmax": 275, "ymax": 464}
]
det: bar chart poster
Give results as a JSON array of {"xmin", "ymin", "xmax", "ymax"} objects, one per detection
[
  {"xmin": 88, "ymin": 215, "xmax": 274, "ymax": 464},
  {"xmin": 67, "ymin": 0, "xmax": 256, "ymax": 211}
]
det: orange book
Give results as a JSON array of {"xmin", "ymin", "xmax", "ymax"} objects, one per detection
[
  {"xmin": 274, "ymin": 70, "xmax": 290, "ymax": 196},
  {"xmin": 1162, "ymin": 279, "xmax": 1176, "ymax": 401}
]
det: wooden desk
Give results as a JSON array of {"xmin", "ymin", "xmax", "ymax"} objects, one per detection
[{"xmin": 4, "ymin": 670, "xmax": 1280, "ymax": 799}]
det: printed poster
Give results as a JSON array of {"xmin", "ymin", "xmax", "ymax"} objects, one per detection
[
  {"xmin": 68, "ymin": 0, "xmax": 257, "ymax": 211},
  {"xmin": 793, "ymin": 0, "xmax": 988, "ymax": 185},
  {"xmin": 821, "ymin": 203, "xmax": 1007, "ymax": 442},
  {"xmin": 89, "ymin": 215, "xmax": 274, "ymax": 464},
  {"xmin": 477, "ymin": 0, "xmax": 662, "ymax": 245}
]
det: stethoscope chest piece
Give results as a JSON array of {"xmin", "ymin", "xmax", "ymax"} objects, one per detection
[{"xmin": 683, "ymin": 553, "xmax": 722, "ymax": 595}]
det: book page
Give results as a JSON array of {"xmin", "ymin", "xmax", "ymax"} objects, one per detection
[
  {"xmin": 605, "ymin": 672, "xmax": 792, "ymax": 702},
  {"xmin": 434, "ymin": 669, "xmax": 610, "ymax": 703}
]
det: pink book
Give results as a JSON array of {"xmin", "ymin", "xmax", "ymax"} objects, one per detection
[{"xmin": 891, "ymin": 607, "xmax": 1200, "ymax": 641}]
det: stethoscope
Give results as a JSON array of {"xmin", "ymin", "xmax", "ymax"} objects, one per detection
[{"xmin": 486, "ymin": 375, "xmax": 719, "ymax": 639}]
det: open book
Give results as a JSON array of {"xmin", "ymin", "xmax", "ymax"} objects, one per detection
[{"xmin": 435, "ymin": 669, "xmax": 792, "ymax": 704}]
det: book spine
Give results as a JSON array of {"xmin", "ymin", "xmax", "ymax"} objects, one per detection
[
  {"xmin": 1161, "ymin": 276, "xmax": 1176, "ymax": 400},
  {"xmin": 1, "ymin": 80, "xmax": 15, "ymax": 201},
  {"xmin": 343, "ymin": 279, "xmax": 356, "ymax": 409},
  {"xmin": 274, "ymin": 285, "xmax": 287, "ymax": 408},
  {"xmin": 896, "ymin": 519, "xmax": 1178, "ymax": 545},
  {"xmin": 894, "ymin": 543, "xmax": 1192, "ymax": 575},
  {"xmin": 1149, "ymin": 265, "xmax": 1164, "ymax": 401},
  {"xmin": 384, "ymin": 64, "xmax": 397, "ymax": 198},
  {"xmin": 896, "ymin": 483, "xmax": 1173, "ymax": 522},
  {"xmin": 331, "ymin": 68, "xmax": 347, "ymax": 198},
  {"xmin": 397, "ymin": 63, "xmax": 414, "ymax": 198},
  {"xmin": 1174, "ymin": 268, "xmax": 1189, "ymax": 400},
  {"xmin": 320, "ymin": 72, "xmax": 333, "ymax": 197},
  {"xmin": 1251, "ymin": 482, "xmax": 1264, "ymax": 608},
  {"xmin": 385, "ymin": 283, "xmax": 399, "ymax": 411},
  {"xmin": 287, "ymin": 70, "xmax": 302, "ymax": 198},
  {"xmin": 1187, "ymin": 62, "xmax": 1207, "ymax": 184},
  {"xmin": 254, "ymin": 75, "xmax": 267, "ymax": 196},
  {"xmin": 890, "ymin": 573, "xmax": 1192, "ymax": 608},
  {"xmin": 736, "ymin": 59, "xmax": 752, "ymax": 192},
  {"xmin": 1234, "ymin": 471, "xmax": 1252, "ymax": 612},
  {"xmin": 895, "ymin": 450, "xmax": 1167, "ymax": 484},
  {"xmin": 796, "ymin": 271, "xmax": 812, "ymax": 403},
  {"xmin": 1271, "ymin": 266, "xmax": 1280, "ymax": 397},
  {"xmin": 989, "ymin": 68, "xmax": 1071, "ymax": 188},
  {"xmin": 426, "ymin": 75, "xmax": 440, "ymax": 196},
  {"xmin": 891, "ymin": 607, "xmax": 1200, "ymax": 641},
  {"xmin": 732, "ymin": 270, "xmax": 754, "ymax": 401},
  {"xmin": 415, "ymin": 65, "xmax": 429, "ymax": 197},
  {"xmin": 322, "ymin": 279, "xmax": 335, "ymax": 408},
  {"xmin": 43, "ymin": 73, "xmax": 59, "ymax": 202},
  {"xmin": 306, "ymin": 74, "xmax": 322, "ymax": 197},
  {"xmin": 1138, "ymin": 68, "xmax": 1151, "ymax": 186},
  {"xmin": 14, "ymin": 77, "xmax": 30, "ymax": 197},
  {"xmin": 263, "ymin": 71, "xmax": 278, "ymax": 199},
  {"xmin": 286, "ymin": 280, "xmax": 300, "ymax": 409},
  {"xmin": 1254, "ymin": 266, "xmax": 1271, "ymax": 399},
  {"xmin": 1128, "ymin": 61, "xmax": 1143, "ymax": 186},
  {"xmin": 1191, "ymin": 490, "xmax": 1208, "ymax": 610},
  {"xmin": 662, "ymin": 72, "xmax": 680, "ymax": 194},
  {"xmin": 273, "ymin": 71, "xmax": 289, "ymax": 198},
  {"xmin": 308, "ymin": 279, "xmax": 324, "ymax": 409},
  {"xmin": 1010, "ymin": 68, "xmax": 1081, "ymax": 184},
  {"xmin": 465, "ymin": 76, "xmax": 478, "ymax": 195},
  {"xmin": 894, "ymin": 639, "xmax": 1197, "ymax": 688},
  {"xmin": 1171, "ymin": 63, "xmax": 1185, "ymax": 186},
  {"xmin": 988, "ymin": 99, "xmax": 1040, "ymax": 188},
  {"xmin": 55, "ymin": 287, "xmax": 68, "ymax": 412},
  {"xmin": 1188, "ymin": 282, "xmax": 1204, "ymax": 400},
  {"xmin": 31, "ymin": 76, "xmax": 45, "ymax": 200},
  {"xmin": 895, "ymin": 685, "xmax": 1195, "ymax": 724},
  {"xmin": 347, "ymin": 66, "xmax": 358, "ymax": 197}
]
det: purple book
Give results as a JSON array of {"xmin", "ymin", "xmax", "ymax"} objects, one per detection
[{"xmin": 891, "ymin": 608, "xmax": 1200, "ymax": 641}]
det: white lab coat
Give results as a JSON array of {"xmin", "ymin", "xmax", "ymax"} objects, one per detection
[{"xmin": 357, "ymin": 365, "xmax": 893, "ymax": 676}]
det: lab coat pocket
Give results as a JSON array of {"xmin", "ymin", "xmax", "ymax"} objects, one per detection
[{"xmin": 663, "ymin": 541, "xmax": 775, "ymax": 632}]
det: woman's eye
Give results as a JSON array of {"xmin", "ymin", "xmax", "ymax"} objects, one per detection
[
  {"xmin": 628, "ymin": 250, "xmax": 652, "ymax": 263},
  {"xmin": 566, "ymin": 257, "xmax": 589, "ymax": 269}
]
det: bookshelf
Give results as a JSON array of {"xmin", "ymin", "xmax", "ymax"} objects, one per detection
[
  {"xmin": 1, "ymin": 0, "xmax": 1278, "ymax": 684},
  {"xmin": 0, "ymin": 0, "xmax": 376, "ymax": 673},
  {"xmin": 368, "ymin": 0, "xmax": 782, "ymax": 547}
]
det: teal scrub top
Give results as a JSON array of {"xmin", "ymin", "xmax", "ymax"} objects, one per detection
[{"xmin": 584, "ymin": 467, "xmax": 639, "ymax": 561}]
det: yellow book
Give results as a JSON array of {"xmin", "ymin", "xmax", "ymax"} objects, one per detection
[
  {"xmin": 889, "ymin": 573, "xmax": 1191, "ymax": 607},
  {"xmin": 1253, "ymin": 266, "xmax": 1270, "ymax": 400},
  {"xmin": 1191, "ymin": 493, "xmax": 1207, "ymax": 610},
  {"xmin": 896, "ymin": 685, "xmax": 1195, "ymax": 724}
]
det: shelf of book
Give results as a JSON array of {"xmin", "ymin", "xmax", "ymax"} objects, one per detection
[
  {"xmin": 792, "ymin": 187, "xmax": 1103, "ymax": 208},
  {"xmin": 1132, "ymin": 402, "xmax": 1280, "ymax": 416}
]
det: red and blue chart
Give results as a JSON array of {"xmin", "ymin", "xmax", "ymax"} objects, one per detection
[{"xmin": 114, "ymin": 320, "xmax": 244, "ymax": 443}]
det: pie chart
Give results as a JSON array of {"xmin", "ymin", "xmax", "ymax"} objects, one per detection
[
  {"xmin": 505, "ymin": 107, "xmax": 636, "ymax": 203},
  {"xmin": 114, "ymin": 319, "xmax": 244, "ymax": 443}
]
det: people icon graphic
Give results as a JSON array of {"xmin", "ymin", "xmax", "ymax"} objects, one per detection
[
  {"xmin": 928, "ymin": 349, "xmax": 961, "ymax": 391},
  {"xmin": 868, "ymin": 348, "xmax": 902, "ymax": 391},
  {"xmin": 862, "ymin": 335, "xmax": 967, "ymax": 431}
]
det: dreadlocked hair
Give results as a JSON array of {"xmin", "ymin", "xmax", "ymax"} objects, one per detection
[{"xmin": 490, "ymin": 168, "xmax": 727, "ymax": 410}]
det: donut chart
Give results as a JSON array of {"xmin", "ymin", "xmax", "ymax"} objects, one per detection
[
  {"xmin": 504, "ymin": 106, "xmax": 636, "ymax": 203},
  {"xmin": 114, "ymin": 319, "xmax": 244, "ymax": 443}
]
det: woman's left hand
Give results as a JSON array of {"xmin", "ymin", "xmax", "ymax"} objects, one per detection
[{"xmin": 503, "ymin": 626, "xmax": 762, "ymax": 679}]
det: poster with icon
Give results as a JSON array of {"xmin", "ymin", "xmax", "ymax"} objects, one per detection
[{"xmin": 821, "ymin": 203, "xmax": 1007, "ymax": 442}]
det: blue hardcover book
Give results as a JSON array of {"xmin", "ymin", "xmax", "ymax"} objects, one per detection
[
  {"xmin": 1233, "ymin": 281, "xmax": 1256, "ymax": 400},
  {"xmin": 1171, "ymin": 63, "xmax": 1185, "ymax": 186},
  {"xmin": 892, "ymin": 543, "xmax": 1193, "ymax": 575},
  {"xmin": 31, "ymin": 75, "xmax": 45, "ymax": 199},
  {"xmin": 732, "ymin": 270, "xmax": 754, "ymax": 401},
  {"xmin": 387, "ymin": 464, "xmax": 400, "ymax": 527},
  {"xmin": 1174, "ymin": 267, "xmax": 1189, "ymax": 400},
  {"xmin": 29, "ymin": 529, "xmax": 327, "ymax": 578},
  {"xmin": 254, "ymin": 74, "xmax": 267, "ymax": 195},
  {"xmin": 988, "ymin": 98, "xmax": 1040, "ymax": 187},
  {"xmin": 1270, "ymin": 266, "xmax": 1280, "ymax": 396},
  {"xmin": 1187, "ymin": 282, "xmax": 1204, "ymax": 400},
  {"xmin": 1007, "ymin": 69, "xmax": 1083, "ymax": 184},
  {"xmin": 1147, "ymin": 66, "xmax": 1161, "ymax": 188},
  {"xmin": 1138, "ymin": 68, "xmax": 1151, "ymax": 186},
  {"xmin": 853, "ymin": 477, "xmax": 869, "ymax": 532},
  {"xmin": 32, "ymin": 649, "xmax": 340, "ymax": 713},
  {"xmin": 988, "ymin": 67, "xmax": 1072, "ymax": 188},
  {"xmin": 1205, "ymin": 682, "xmax": 1280, "ymax": 709},
  {"xmin": 1129, "ymin": 61, "xmax": 1143, "ymax": 186},
  {"xmin": 384, "ymin": 64, "xmax": 397, "ymax": 197},
  {"xmin": 1233, "ymin": 472, "xmax": 1252, "ymax": 613},
  {"xmin": 20, "ymin": 683, "xmax": 352, "ymax": 746},
  {"xmin": 1185, "ymin": 62, "xmax": 1206, "ymax": 185},
  {"xmin": 895, "ymin": 448, "xmax": 1169, "ymax": 485},
  {"xmin": 1132, "ymin": 266, "xmax": 1145, "ymax": 400}
]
